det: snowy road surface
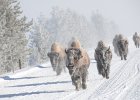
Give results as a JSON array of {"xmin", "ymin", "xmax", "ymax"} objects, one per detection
[{"xmin": 0, "ymin": 39, "xmax": 140, "ymax": 100}]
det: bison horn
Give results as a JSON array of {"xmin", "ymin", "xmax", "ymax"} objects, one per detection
[{"xmin": 65, "ymin": 49, "xmax": 68, "ymax": 53}]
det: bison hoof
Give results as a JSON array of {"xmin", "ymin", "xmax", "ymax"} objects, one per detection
[
  {"xmin": 106, "ymin": 76, "xmax": 109, "ymax": 79},
  {"xmin": 82, "ymin": 84, "xmax": 87, "ymax": 89},
  {"xmin": 56, "ymin": 73, "xmax": 61, "ymax": 76},
  {"xmin": 76, "ymin": 88, "xmax": 80, "ymax": 91}
]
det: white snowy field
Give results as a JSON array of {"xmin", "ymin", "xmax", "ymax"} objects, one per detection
[{"xmin": 0, "ymin": 38, "xmax": 140, "ymax": 100}]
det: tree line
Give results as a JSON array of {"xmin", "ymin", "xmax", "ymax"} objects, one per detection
[
  {"xmin": 29, "ymin": 7, "xmax": 119, "ymax": 66},
  {"xmin": 0, "ymin": 1, "xmax": 118, "ymax": 74}
]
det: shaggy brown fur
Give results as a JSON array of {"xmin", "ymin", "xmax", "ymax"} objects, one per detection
[
  {"xmin": 116, "ymin": 34, "xmax": 129, "ymax": 60},
  {"xmin": 48, "ymin": 42, "xmax": 66, "ymax": 75},
  {"xmin": 51, "ymin": 42, "xmax": 65, "ymax": 58},
  {"xmin": 65, "ymin": 40, "xmax": 90, "ymax": 91},
  {"xmin": 113, "ymin": 34, "xmax": 129, "ymax": 60},
  {"xmin": 94, "ymin": 41, "xmax": 112, "ymax": 79},
  {"xmin": 118, "ymin": 39, "xmax": 128, "ymax": 60}
]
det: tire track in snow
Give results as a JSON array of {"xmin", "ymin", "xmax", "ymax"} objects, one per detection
[
  {"xmin": 1, "ymin": 65, "xmax": 70, "ymax": 100},
  {"xmin": 64, "ymin": 46, "xmax": 139, "ymax": 100},
  {"xmin": 88, "ymin": 49, "xmax": 140, "ymax": 100},
  {"xmin": 57, "ymin": 55, "xmax": 125, "ymax": 100},
  {"xmin": 115, "ymin": 64, "xmax": 140, "ymax": 100},
  {"xmin": 68, "ymin": 49, "xmax": 139, "ymax": 100}
]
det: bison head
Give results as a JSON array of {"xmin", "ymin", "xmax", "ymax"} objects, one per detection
[
  {"xmin": 47, "ymin": 52, "xmax": 59, "ymax": 71},
  {"xmin": 65, "ymin": 48, "xmax": 83, "ymax": 68}
]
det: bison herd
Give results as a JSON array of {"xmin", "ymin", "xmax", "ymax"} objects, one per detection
[{"xmin": 47, "ymin": 32, "xmax": 139, "ymax": 91}]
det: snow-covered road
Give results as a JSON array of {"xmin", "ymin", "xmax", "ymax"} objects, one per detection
[{"xmin": 0, "ymin": 39, "xmax": 140, "ymax": 100}]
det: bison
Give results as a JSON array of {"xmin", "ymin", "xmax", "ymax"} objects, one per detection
[
  {"xmin": 47, "ymin": 42, "xmax": 66, "ymax": 75},
  {"xmin": 94, "ymin": 41, "xmax": 112, "ymax": 79},
  {"xmin": 117, "ymin": 34, "xmax": 129, "ymax": 60},
  {"xmin": 65, "ymin": 39, "xmax": 90, "ymax": 91},
  {"xmin": 113, "ymin": 34, "xmax": 120, "ymax": 56},
  {"xmin": 133, "ymin": 32, "xmax": 140, "ymax": 48},
  {"xmin": 113, "ymin": 34, "xmax": 128, "ymax": 60}
]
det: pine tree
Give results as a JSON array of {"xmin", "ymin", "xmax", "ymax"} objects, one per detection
[{"xmin": 0, "ymin": 0, "xmax": 32, "ymax": 74}]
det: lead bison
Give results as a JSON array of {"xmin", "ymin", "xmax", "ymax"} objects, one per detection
[
  {"xmin": 94, "ymin": 41, "xmax": 112, "ymax": 79},
  {"xmin": 133, "ymin": 32, "xmax": 140, "ymax": 48},
  {"xmin": 65, "ymin": 39, "xmax": 90, "ymax": 91},
  {"xmin": 47, "ymin": 42, "xmax": 66, "ymax": 75}
]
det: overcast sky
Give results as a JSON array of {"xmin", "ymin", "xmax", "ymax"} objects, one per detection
[{"xmin": 20, "ymin": 0, "xmax": 140, "ymax": 34}]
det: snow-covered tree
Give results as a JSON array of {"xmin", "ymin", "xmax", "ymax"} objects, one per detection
[
  {"xmin": 0, "ymin": 0, "xmax": 32, "ymax": 74},
  {"xmin": 30, "ymin": 7, "xmax": 119, "ymax": 65},
  {"xmin": 29, "ymin": 15, "xmax": 49, "ymax": 65},
  {"xmin": 47, "ymin": 7, "xmax": 96, "ymax": 48},
  {"xmin": 91, "ymin": 11, "xmax": 119, "ymax": 41}
]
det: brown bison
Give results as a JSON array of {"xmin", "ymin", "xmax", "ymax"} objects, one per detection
[
  {"xmin": 94, "ymin": 41, "xmax": 112, "ymax": 79},
  {"xmin": 65, "ymin": 39, "xmax": 90, "ymax": 91},
  {"xmin": 47, "ymin": 42, "xmax": 66, "ymax": 75},
  {"xmin": 113, "ymin": 34, "xmax": 129, "ymax": 60},
  {"xmin": 133, "ymin": 32, "xmax": 140, "ymax": 48},
  {"xmin": 117, "ymin": 34, "xmax": 129, "ymax": 60}
]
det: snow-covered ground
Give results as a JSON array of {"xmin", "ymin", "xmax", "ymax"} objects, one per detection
[{"xmin": 0, "ymin": 38, "xmax": 140, "ymax": 100}]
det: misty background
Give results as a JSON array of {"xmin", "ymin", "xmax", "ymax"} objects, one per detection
[
  {"xmin": 20, "ymin": 0, "xmax": 140, "ymax": 34},
  {"xmin": 0, "ymin": 0, "xmax": 140, "ymax": 74}
]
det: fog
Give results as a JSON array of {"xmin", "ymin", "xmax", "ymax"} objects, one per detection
[{"xmin": 20, "ymin": 0, "xmax": 140, "ymax": 35}]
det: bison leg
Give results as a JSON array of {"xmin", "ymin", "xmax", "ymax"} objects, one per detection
[
  {"xmin": 73, "ymin": 69, "xmax": 82, "ymax": 91},
  {"xmin": 101, "ymin": 68, "xmax": 106, "ymax": 78},
  {"xmin": 97, "ymin": 63, "xmax": 102, "ymax": 75},
  {"xmin": 73, "ymin": 75, "xmax": 81, "ymax": 91},
  {"xmin": 105, "ymin": 65, "xmax": 110, "ymax": 79},
  {"xmin": 71, "ymin": 75, "xmax": 75, "ymax": 85},
  {"xmin": 81, "ymin": 69, "xmax": 88, "ymax": 89},
  {"xmin": 56, "ymin": 65, "xmax": 63, "ymax": 75},
  {"xmin": 124, "ymin": 55, "xmax": 127, "ymax": 60},
  {"xmin": 68, "ymin": 69, "xmax": 75, "ymax": 85},
  {"xmin": 119, "ymin": 51, "xmax": 123, "ymax": 60},
  {"xmin": 121, "ymin": 55, "xmax": 123, "ymax": 60},
  {"xmin": 75, "ymin": 79, "xmax": 81, "ymax": 91}
]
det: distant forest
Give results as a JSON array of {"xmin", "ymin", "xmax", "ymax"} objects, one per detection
[{"xmin": 0, "ymin": 0, "xmax": 118, "ymax": 74}]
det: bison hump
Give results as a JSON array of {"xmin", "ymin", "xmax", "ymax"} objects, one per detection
[{"xmin": 71, "ymin": 39, "xmax": 81, "ymax": 48}]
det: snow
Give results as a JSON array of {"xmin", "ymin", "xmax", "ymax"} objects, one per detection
[{"xmin": 0, "ymin": 38, "xmax": 140, "ymax": 100}]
